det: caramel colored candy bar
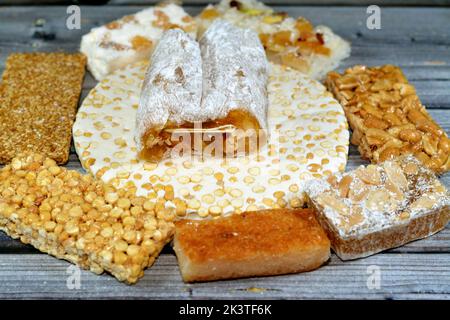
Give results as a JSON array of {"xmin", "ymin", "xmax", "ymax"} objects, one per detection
[{"xmin": 173, "ymin": 208, "xmax": 330, "ymax": 282}]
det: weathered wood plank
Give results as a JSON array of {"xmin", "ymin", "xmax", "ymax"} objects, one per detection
[
  {"xmin": 78, "ymin": 77, "xmax": 450, "ymax": 110},
  {"xmin": 77, "ymin": 74, "xmax": 450, "ymax": 109},
  {"xmin": 0, "ymin": 6, "xmax": 449, "ymax": 46},
  {"xmin": 74, "ymin": 66, "xmax": 450, "ymax": 91},
  {"xmin": 1, "ymin": 222, "xmax": 449, "ymax": 254},
  {"xmin": 0, "ymin": 6, "xmax": 450, "ymax": 45},
  {"xmin": 3, "ymin": 0, "xmax": 450, "ymax": 6},
  {"xmin": 4, "ymin": 1, "xmax": 450, "ymax": 6},
  {"xmin": 1, "ymin": 7, "xmax": 449, "ymax": 109},
  {"xmin": 0, "ymin": 253, "xmax": 448, "ymax": 299},
  {"xmin": 2, "ymin": 42, "xmax": 448, "ymax": 76},
  {"xmin": 107, "ymin": 0, "xmax": 450, "ymax": 6}
]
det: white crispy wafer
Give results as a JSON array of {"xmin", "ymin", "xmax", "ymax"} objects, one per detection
[
  {"xmin": 135, "ymin": 29, "xmax": 203, "ymax": 154},
  {"xmin": 199, "ymin": 20, "xmax": 269, "ymax": 131},
  {"xmin": 73, "ymin": 61, "xmax": 349, "ymax": 218}
]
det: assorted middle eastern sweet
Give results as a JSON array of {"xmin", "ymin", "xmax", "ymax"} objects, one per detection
[{"xmin": 0, "ymin": 0, "xmax": 448, "ymax": 284}]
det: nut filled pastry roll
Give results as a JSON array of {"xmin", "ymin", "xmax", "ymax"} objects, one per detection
[
  {"xmin": 136, "ymin": 21, "xmax": 269, "ymax": 161},
  {"xmin": 199, "ymin": 20, "xmax": 269, "ymax": 154},
  {"xmin": 135, "ymin": 29, "xmax": 203, "ymax": 160}
]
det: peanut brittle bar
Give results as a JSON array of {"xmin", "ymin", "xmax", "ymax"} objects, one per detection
[
  {"xmin": 0, "ymin": 153, "xmax": 175, "ymax": 283},
  {"xmin": 326, "ymin": 65, "xmax": 450, "ymax": 173},
  {"xmin": 306, "ymin": 155, "xmax": 449, "ymax": 260},
  {"xmin": 0, "ymin": 53, "xmax": 86, "ymax": 164}
]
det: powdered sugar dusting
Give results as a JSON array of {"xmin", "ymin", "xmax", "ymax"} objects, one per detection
[
  {"xmin": 199, "ymin": 20, "xmax": 269, "ymax": 131},
  {"xmin": 135, "ymin": 29, "xmax": 202, "ymax": 152},
  {"xmin": 306, "ymin": 155, "xmax": 450, "ymax": 238}
]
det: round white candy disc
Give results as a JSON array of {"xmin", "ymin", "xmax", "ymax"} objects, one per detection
[{"xmin": 73, "ymin": 61, "xmax": 349, "ymax": 217}]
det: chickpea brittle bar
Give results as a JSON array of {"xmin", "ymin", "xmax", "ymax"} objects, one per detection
[
  {"xmin": 0, "ymin": 154, "xmax": 175, "ymax": 283},
  {"xmin": 306, "ymin": 155, "xmax": 449, "ymax": 260},
  {"xmin": 326, "ymin": 65, "xmax": 450, "ymax": 173},
  {"xmin": 0, "ymin": 53, "xmax": 86, "ymax": 165}
]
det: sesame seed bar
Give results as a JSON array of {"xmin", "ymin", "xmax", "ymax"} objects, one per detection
[
  {"xmin": 326, "ymin": 65, "xmax": 450, "ymax": 173},
  {"xmin": 0, "ymin": 153, "xmax": 175, "ymax": 284},
  {"xmin": 0, "ymin": 53, "xmax": 86, "ymax": 165},
  {"xmin": 305, "ymin": 155, "xmax": 449, "ymax": 260}
]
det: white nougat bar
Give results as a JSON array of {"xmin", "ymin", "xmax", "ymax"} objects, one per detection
[
  {"xmin": 306, "ymin": 155, "xmax": 449, "ymax": 260},
  {"xmin": 80, "ymin": 3, "xmax": 197, "ymax": 80}
]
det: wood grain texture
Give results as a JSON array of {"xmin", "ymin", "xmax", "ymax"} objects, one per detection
[
  {"xmin": 0, "ymin": 4, "xmax": 449, "ymax": 299},
  {"xmin": 1, "ymin": 6, "xmax": 450, "ymax": 47},
  {"xmin": 0, "ymin": 253, "xmax": 448, "ymax": 299},
  {"xmin": 1, "ymin": 225, "xmax": 449, "ymax": 254}
]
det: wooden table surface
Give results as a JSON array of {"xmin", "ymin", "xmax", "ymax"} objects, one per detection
[{"xmin": 0, "ymin": 1, "xmax": 449, "ymax": 299}]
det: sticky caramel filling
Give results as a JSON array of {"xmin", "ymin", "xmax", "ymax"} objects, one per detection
[{"xmin": 139, "ymin": 110, "xmax": 266, "ymax": 161}]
